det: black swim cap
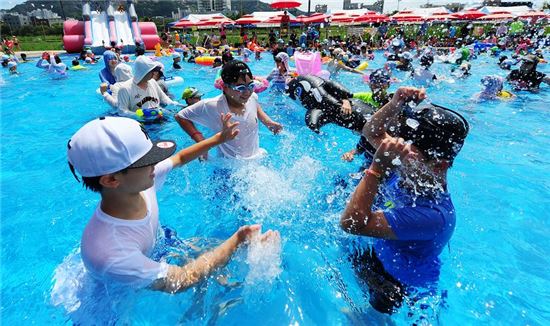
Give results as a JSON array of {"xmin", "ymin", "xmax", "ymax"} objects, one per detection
[
  {"xmin": 221, "ymin": 60, "xmax": 253, "ymax": 84},
  {"xmin": 420, "ymin": 54, "xmax": 434, "ymax": 67},
  {"xmin": 396, "ymin": 103, "xmax": 469, "ymax": 162}
]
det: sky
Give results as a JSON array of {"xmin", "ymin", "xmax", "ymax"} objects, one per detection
[{"xmin": 0, "ymin": 0, "xmax": 546, "ymax": 12}]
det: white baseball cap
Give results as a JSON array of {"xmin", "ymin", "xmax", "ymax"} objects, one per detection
[{"xmin": 67, "ymin": 117, "xmax": 176, "ymax": 178}]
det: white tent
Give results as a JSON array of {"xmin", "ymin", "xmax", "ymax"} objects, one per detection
[
  {"xmin": 479, "ymin": 6, "xmax": 532, "ymax": 15},
  {"xmin": 184, "ymin": 13, "xmax": 229, "ymax": 23},
  {"xmin": 410, "ymin": 7, "xmax": 450, "ymax": 17}
]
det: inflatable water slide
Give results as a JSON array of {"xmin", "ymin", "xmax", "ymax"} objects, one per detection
[{"xmin": 63, "ymin": 0, "xmax": 160, "ymax": 54}]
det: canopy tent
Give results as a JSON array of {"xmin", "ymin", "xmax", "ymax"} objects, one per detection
[
  {"xmin": 234, "ymin": 14, "xmax": 263, "ymax": 25},
  {"xmin": 196, "ymin": 17, "xmax": 235, "ymax": 27},
  {"xmin": 410, "ymin": 7, "xmax": 449, "ymax": 17},
  {"xmin": 353, "ymin": 13, "xmax": 390, "ymax": 24},
  {"xmin": 173, "ymin": 19, "xmax": 203, "ymax": 28},
  {"xmin": 478, "ymin": 13, "xmax": 515, "ymax": 21},
  {"xmin": 299, "ymin": 13, "xmax": 330, "ymax": 24},
  {"xmin": 391, "ymin": 11, "xmax": 425, "ymax": 22},
  {"xmin": 425, "ymin": 14, "xmax": 457, "ymax": 21},
  {"xmin": 262, "ymin": 14, "xmax": 298, "ymax": 24},
  {"xmin": 451, "ymin": 9, "xmax": 487, "ymax": 20},
  {"xmin": 479, "ymin": 6, "xmax": 532, "ymax": 16},
  {"xmin": 518, "ymin": 11, "xmax": 548, "ymax": 19}
]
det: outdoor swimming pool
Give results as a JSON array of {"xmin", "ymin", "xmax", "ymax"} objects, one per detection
[{"xmin": 1, "ymin": 50, "xmax": 549, "ymax": 324}]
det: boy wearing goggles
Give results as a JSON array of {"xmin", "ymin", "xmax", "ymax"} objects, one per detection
[{"xmin": 176, "ymin": 60, "xmax": 282, "ymax": 160}]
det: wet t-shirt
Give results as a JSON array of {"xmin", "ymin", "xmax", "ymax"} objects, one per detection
[
  {"xmin": 373, "ymin": 179, "xmax": 456, "ymax": 287},
  {"xmin": 80, "ymin": 159, "xmax": 173, "ymax": 287}
]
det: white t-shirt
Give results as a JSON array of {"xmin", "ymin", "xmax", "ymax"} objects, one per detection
[
  {"xmin": 80, "ymin": 158, "xmax": 173, "ymax": 288},
  {"xmin": 177, "ymin": 93, "xmax": 264, "ymax": 159},
  {"xmin": 117, "ymin": 79, "xmax": 176, "ymax": 115}
]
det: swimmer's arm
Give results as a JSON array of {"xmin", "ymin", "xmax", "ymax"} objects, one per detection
[
  {"xmin": 152, "ymin": 225, "xmax": 260, "ymax": 293},
  {"xmin": 363, "ymin": 87, "xmax": 426, "ymax": 149},
  {"xmin": 171, "ymin": 113, "xmax": 239, "ymax": 167},
  {"xmin": 175, "ymin": 115, "xmax": 205, "ymax": 142},
  {"xmin": 257, "ymin": 105, "xmax": 283, "ymax": 134},
  {"xmin": 340, "ymin": 163, "xmax": 397, "ymax": 239}
]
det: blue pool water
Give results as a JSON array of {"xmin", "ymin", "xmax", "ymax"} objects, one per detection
[{"xmin": 1, "ymin": 51, "xmax": 549, "ymax": 325}]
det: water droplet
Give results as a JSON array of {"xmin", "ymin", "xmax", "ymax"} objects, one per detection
[
  {"xmin": 391, "ymin": 157, "xmax": 401, "ymax": 166},
  {"xmin": 406, "ymin": 118, "xmax": 419, "ymax": 129}
]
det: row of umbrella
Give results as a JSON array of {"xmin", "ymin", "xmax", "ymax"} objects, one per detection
[{"xmin": 173, "ymin": 9, "xmax": 548, "ymax": 29}]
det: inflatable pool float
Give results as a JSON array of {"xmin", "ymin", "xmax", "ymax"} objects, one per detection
[
  {"xmin": 195, "ymin": 56, "xmax": 219, "ymax": 66},
  {"xmin": 164, "ymin": 76, "xmax": 184, "ymax": 86},
  {"xmin": 356, "ymin": 61, "xmax": 369, "ymax": 71}
]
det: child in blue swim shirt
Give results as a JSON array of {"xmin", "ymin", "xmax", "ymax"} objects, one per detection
[{"xmin": 341, "ymin": 87, "xmax": 469, "ymax": 314}]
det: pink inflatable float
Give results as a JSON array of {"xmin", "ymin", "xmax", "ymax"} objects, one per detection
[{"xmin": 294, "ymin": 51, "xmax": 330, "ymax": 79}]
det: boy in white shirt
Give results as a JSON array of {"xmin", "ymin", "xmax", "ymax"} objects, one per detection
[
  {"xmin": 67, "ymin": 115, "xmax": 279, "ymax": 291},
  {"xmin": 175, "ymin": 60, "xmax": 282, "ymax": 160},
  {"xmin": 117, "ymin": 56, "xmax": 183, "ymax": 118}
]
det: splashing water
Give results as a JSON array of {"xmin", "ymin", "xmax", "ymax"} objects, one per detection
[
  {"xmin": 406, "ymin": 118, "xmax": 420, "ymax": 129},
  {"xmin": 245, "ymin": 231, "xmax": 282, "ymax": 285}
]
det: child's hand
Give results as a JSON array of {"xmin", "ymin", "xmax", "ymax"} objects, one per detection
[
  {"xmin": 341, "ymin": 149, "xmax": 356, "ymax": 162},
  {"xmin": 373, "ymin": 137, "xmax": 418, "ymax": 173},
  {"xmin": 235, "ymin": 224, "xmax": 261, "ymax": 243},
  {"xmin": 391, "ymin": 87, "xmax": 426, "ymax": 107},
  {"xmin": 219, "ymin": 113, "xmax": 239, "ymax": 142},
  {"xmin": 265, "ymin": 120, "xmax": 283, "ymax": 134}
]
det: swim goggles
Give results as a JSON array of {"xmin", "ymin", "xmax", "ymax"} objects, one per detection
[{"xmin": 228, "ymin": 82, "xmax": 256, "ymax": 93}]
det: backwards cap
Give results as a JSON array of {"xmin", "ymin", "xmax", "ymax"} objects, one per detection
[{"xmin": 67, "ymin": 117, "xmax": 176, "ymax": 178}]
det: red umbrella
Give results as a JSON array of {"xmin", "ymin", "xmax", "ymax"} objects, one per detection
[
  {"xmin": 354, "ymin": 13, "xmax": 390, "ymax": 24},
  {"xmin": 270, "ymin": 0, "xmax": 301, "ymax": 9},
  {"xmin": 451, "ymin": 9, "xmax": 486, "ymax": 20},
  {"xmin": 235, "ymin": 15, "xmax": 262, "ymax": 25},
  {"xmin": 478, "ymin": 13, "xmax": 515, "ymax": 21}
]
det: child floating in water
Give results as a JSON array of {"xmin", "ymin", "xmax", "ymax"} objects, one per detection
[{"xmin": 475, "ymin": 75, "xmax": 515, "ymax": 101}]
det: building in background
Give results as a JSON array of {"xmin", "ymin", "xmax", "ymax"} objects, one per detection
[
  {"xmin": 197, "ymin": 0, "xmax": 231, "ymax": 12},
  {"xmin": 483, "ymin": 0, "xmax": 533, "ymax": 7},
  {"xmin": 2, "ymin": 13, "xmax": 31, "ymax": 29},
  {"xmin": 315, "ymin": 4, "xmax": 328, "ymax": 13}
]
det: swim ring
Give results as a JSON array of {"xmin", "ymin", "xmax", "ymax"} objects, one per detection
[{"xmin": 195, "ymin": 56, "xmax": 219, "ymax": 66}]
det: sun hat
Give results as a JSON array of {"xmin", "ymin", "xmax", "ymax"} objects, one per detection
[
  {"xmin": 133, "ymin": 56, "xmax": 158, "ymax": 83},
  {"xmin": 67, "ymin": 117, "xmax": 176, "ymax": 178},
  {"xmin": 396, "ymin": 102, "xmax": 469, "ymax": 162},
  {"xmin": 181, "ymin": 87, "xmax": 203, "ymax": 100}
]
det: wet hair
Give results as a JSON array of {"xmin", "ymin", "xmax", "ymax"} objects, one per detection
[
  {"xmin": 54, "ymin": 55, "xmax": 62, "ymax": 64},
  {"xmin": 72, "ymin": 58, "xmax": 79, "ymax": 66},
  {"xmin": 221, "ymin": 60, "xmax": 253, "ymax": 84},
  {"xmin": 20, "ymin": 53, "xmax": 27, "ymax": 60},
  {"xmin": 81, "ymin": 168, "xmax": 128, "ymax": 193}
]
